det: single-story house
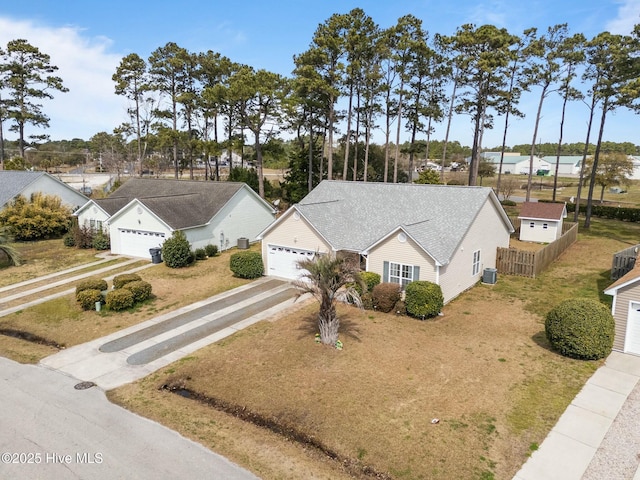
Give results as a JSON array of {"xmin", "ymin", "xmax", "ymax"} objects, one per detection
[
  {"xmin": 0, "ymin": 171, "xmax": 88, "ymax": 211},
  {"xmin": 75, "ymin": 178, "xmax": 276, "ymax": 258},
  {"xmin": 604, "ymin": 264, "xmax": 640, "ymax": 355},
  {"xmin": 257, "ymin": 180, "xmax": 514, "ymax": 304},
  {"xmin": 518, "ymin": 202, "xmax": 567, "ymax": 243},
  {"xmin": 478, "ymin": 152, "xmax": 551, "ymax": 175}
]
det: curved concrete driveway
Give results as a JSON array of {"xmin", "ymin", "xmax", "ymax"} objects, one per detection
[{"xmin": 0, "ymin": 357, "xmax": 258, "ymax": 480}]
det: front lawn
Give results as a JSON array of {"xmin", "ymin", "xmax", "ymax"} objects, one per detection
[
  {"xmin": 0, "ymin": 242, "xmax": 252, "ymax": 363},
  {"xmin": 108, "ymin": 216, "xmax": 634, "ymax": 480}
]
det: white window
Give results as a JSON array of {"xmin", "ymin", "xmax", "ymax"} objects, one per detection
[
  {"xmin": 389, "ymin": 262, "xmax": 413, "ymax": 288},
  {"xmin": 472, "ymin": 250, "xmax": 481, "ymax": 276}
]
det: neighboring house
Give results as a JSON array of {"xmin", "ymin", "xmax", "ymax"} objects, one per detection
[
  {"xmin": 541, "ymin": 156, "xmax": 583, "ymax": 176},
  {"xmin": 477, "ymin": 152, "xmax": 551, "ymax": 175},
  {"xmin": 517, "ymin": 202, "xmax": 567, "ymax": 243},
  {"xmin": 257, "ymin": 180, "xmax": 514, "ymax": 304},
  {"xmin": 604, "ymin": 265, "xmax": 640, "ymax": 355},
  {"xmin": 75, "ymin": 178, "xmax": 276, "ymax": 258},
  {"xmin": 0, "ymin": 171, "xmax": 88, "ymax": 211}
]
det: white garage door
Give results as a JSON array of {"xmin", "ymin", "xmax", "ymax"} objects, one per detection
[
  {"xmin": 267, "ymin": 245, "xmax": 315, "ymax": 280},
  {"xmin": 625, "ymin": 302, "xmax": 640, "ymax": 355},
  {"xmin": 118, "ymin": 229, "xmax": 166, "ymax": 258}
]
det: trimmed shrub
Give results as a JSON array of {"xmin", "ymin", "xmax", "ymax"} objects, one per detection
[
  {"xmin": 92, "ymin": 231, "xmax": 110, "ymax": 250},
  {"xmin": 405, "ymin": 281, "xmax": 444, "ymax": 319},
  {"xmin": 63, "ymin": 232, "xmax": 76, "ymax": 247},
  {"xmin": 162, "ymin": 230, "xmax": 193, "ymax": 268},
  {"xmin": 76, "ymin": 277, "xmax": 108, "ymax": 296},
  {"xmin": 371, "ymin": 282, "xmax": 402, "ymax": 313},
  {"xmin": 545, "ymin": 298, "xmax": 615, "ymax": 360},
  {"xmin": 105, "ymin": 288, "xmax": 134, "ymax": 311},
  {"xmin": 121, "ymin": 280, "xmax": 152, "ymax": 303},
  {"xmin": 230, "ymin": 251, "xmax": 264, "ymax": 279},
  {"xmin": 76, "ymin": 289, "xmax": 102, "ymax": 311},
  {"xmin": 204, "ymin": 244, "xmax": 218, "ymax": 257},
  {"xmin": 194, "ymin": 248, "xmax": 207, "ymax": 260},
  {"xmin": 113, "ymin": 273, "xmax": 142, "ymax": 289}
]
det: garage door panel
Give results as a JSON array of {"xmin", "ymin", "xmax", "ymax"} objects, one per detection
[
  {"xmin": 267, "ymin": 245, "xmax": 315, "ymax": 280},
  {"xmin": 118, "ymin": 229, "xmax": 166, "ymax": 258}
]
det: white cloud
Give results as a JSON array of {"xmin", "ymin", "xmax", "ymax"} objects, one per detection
[
  {"xmin": 606, "ymin": 0, "xmax": 640, "ymax": 34},
  {"xmin": 0, "ymin": 16, "xmax": 127, "ymax": 141}
]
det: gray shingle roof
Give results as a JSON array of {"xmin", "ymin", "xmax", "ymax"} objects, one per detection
[
  {"xmin": 0, "ymin": 171, "xmax": 46, "ymax": 207},
  {"xmin": 294, "ymin": 180, "xmax": 511, "ymax": 265},
  {"xmin": 98, "ymin": 178, "xmax": 252, "ymax": 230}
]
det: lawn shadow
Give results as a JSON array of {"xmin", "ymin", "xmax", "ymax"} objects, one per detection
[
  {"xmin": 531, "ymin": 330, "xmax": 557, "ymax": 354},
  {"xmin": 296, "ymin": 308, "xmax": 362, "ymax": 343}
]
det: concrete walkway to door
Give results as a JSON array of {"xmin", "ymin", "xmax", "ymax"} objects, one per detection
[{"xmin": 41, "ymin": 277, "xmax": 300, "ymax": 389}]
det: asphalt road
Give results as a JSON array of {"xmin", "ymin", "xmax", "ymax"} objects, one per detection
[{"xmin": 0, "ymin": 357, "xmax": 259, "ymax": 480}]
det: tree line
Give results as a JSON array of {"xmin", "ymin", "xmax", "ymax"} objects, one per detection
[{"xmin": 1, "ymin": 10, "xmax": 640, "ymax": 227}]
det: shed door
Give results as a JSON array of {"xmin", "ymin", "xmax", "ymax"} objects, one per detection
[{"xmin": 625, "ymin": 302, "xmax": 640, "ymax": 355}]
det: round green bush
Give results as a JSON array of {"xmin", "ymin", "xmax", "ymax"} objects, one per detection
[
  {"xmin": 351, "ymin": 271, "xmax": 381, "ymax": 296},
  {"xmin": 121, "ymin": 280, "xmax": 152, "ymax": 303},
  {"xmin": 194, "ymin": 248, "xmax": 207, "ymax": 260},
  {"xmin": 371, "ymin": 282, "xmax": 401, "ymax": 313},
  {"xmin": 63, "ymin": 232, "xmax": 76, "ymax": 247},
  {"xmin": 105, "ymin": 288, "xmax": 134, "ymax": 311},
  {"xmin": 113, "ymin": 273, "xmax": 142, "ymax": 289},
  {"xmin": 204, "ymin": 244, "xmax": 219, "ymax": 257},
  {"xmin": 229, "ymin": 251, "xmax": 264, "ymax": 279},
  {"xmin": 92, "ymin": 232, "xmax": 110, "ymax": 250},
  {"xmin": 162, "ymin": 230, "xmax": 193, "ymax": 268},
  {"xmin": 545, "ymin": 298, "xmax": 615, "ymax": 360},
  {"xmin": 76, "ymin": 277, "xmax": 108, "ymax": 296},
  {"xmin": 76, "ymin": 289, "xmax": 103, "ymax": 311},
  {"xmin": 405, "ymin": 281, "xmax": 444, "ymax": 319}
]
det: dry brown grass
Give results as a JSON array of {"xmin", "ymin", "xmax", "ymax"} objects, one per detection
[{"xmin": 0, "ymin": 239, "xmax": 103, "ymax": 287}]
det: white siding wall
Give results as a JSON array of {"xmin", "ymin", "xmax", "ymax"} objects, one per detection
[
  {"xmin": 109, "ymin": 203, "xmax": 172, "ymax": 255},
  {"xmin": 25, "ymin": 176, "xmax": 88, "ymax": 210},
  {"xmin": 437, "ymin": 199, "xmax": 511, "ymax": 303},
  {"xmin": 261, "ymin": 211, "xmax": 332, "ymax": 264},
  {"xmin": 184, "ymin": 187, "xmax": 275, "ymax": 251},
  {"xmin": 367, "ymin": 233, "xmax": 437, "ymax": 283},
  {"xmin": 519, "ymin": 219, "xmax": 561, "ymax": 243},
  {"xmin": 76, "ymin": 203, "xmax": 110, "ymax": 231}
]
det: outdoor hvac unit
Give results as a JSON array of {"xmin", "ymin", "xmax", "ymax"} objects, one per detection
[
  {"xmin": 482, "ymin": 268, "xmax": 497, "ymax": 285},
  {"xmin": 237, "ymin": 237, "xmax": 250, "ymax": 249}
]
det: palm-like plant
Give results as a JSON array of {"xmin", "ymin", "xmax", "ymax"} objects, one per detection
[
  {"xmin": 294, "ymin": 255, "xmax": 362, "ymax": 346},
  {"xmin": 0, "ymin": 226, "xmax": 22, "ymax": 266}
]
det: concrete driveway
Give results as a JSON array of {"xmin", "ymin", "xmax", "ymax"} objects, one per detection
[{"xmin": 0, "ymin": 356, "xmax": 258, "ymax": 480}]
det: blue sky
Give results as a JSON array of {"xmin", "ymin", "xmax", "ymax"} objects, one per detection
[{"xmin": 0, "ymin": 0, "xmax": 639, "ymax": 149}]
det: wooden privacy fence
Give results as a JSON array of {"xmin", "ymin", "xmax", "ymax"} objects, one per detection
[
  {"xmin": 496, "ymin": 222, "xmax": 578, "ymax": 278},
  {"xmin": 611, "ymin": 244, "xmax": 640, "ymax": 281}
]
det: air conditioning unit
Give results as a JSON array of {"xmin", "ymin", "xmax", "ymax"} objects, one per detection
[
  {"xmin": 237, "ymin": 237, "xmax": 249, "ymax": 249},
  {"xmin": 482, "ymin": 268, "xmax": 497, "ymax": 285}
]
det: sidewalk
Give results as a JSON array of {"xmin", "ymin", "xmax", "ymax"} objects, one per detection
[{"xmin": 513, "ymin": 351, "xmax": 640, "ymax": 480}]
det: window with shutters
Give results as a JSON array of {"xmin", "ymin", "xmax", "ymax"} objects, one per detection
[{"xmin": 389, "ymin": 262, "xmax": 414, "ymax": 288}]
